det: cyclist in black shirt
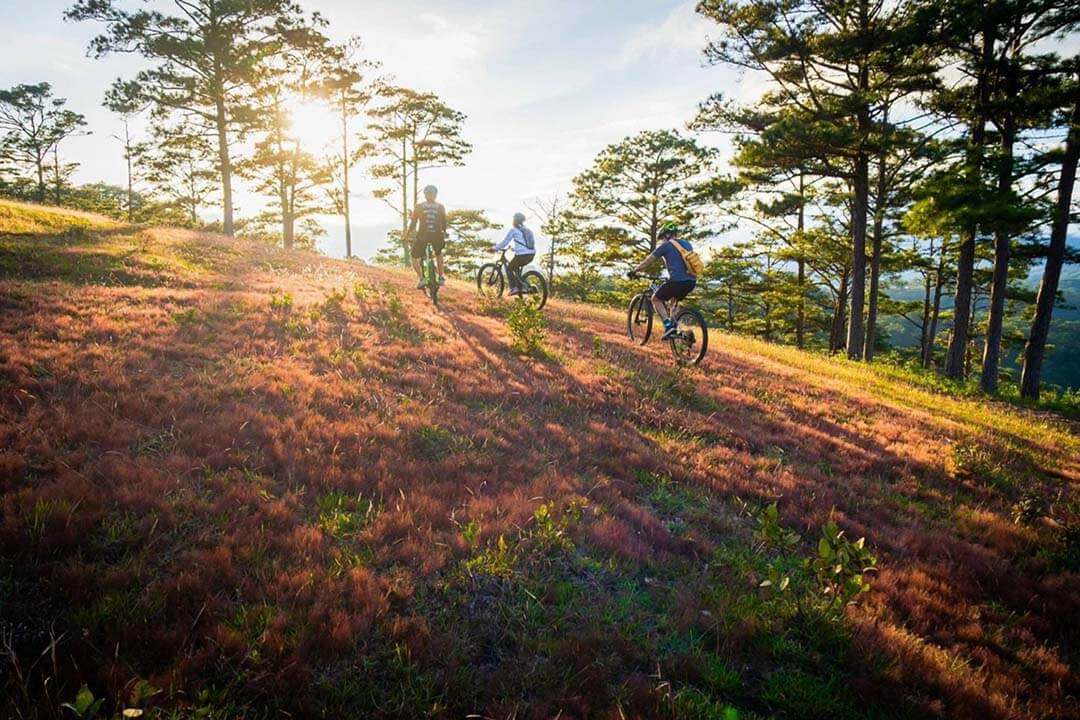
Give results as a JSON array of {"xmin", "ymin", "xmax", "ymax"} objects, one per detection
[{"xmin": 407, "ymin": 185, "xmax": 448, "ymax": 288}]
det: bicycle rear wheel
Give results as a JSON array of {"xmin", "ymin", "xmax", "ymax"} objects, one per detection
[
  {"xmin": 426, "ymin": 256, "xmax": 439, "ymax": 306},
  {"xmin": 669, "ymin": 308, "xmax": 708, "ymax": 365},
  {"xmin": 476, "ymin": 263, "xmax": 504, "ymax": 299},
  {"xmin": 520, "ymin": 270, "xmax": 548, "ymax": 310},
  {"xmin": 627, "ymin": 293, "xmax": 652, "ymax": 345}
]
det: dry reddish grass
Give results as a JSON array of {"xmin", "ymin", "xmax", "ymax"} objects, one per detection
[{"xmin": 1, "ymin": 210, "xmax": 1077, "ymax": 718}]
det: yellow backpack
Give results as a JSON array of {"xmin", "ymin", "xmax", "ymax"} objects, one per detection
[{"xmin": 672, "ymin": 239, "xmax": 704, "ymax": 278}]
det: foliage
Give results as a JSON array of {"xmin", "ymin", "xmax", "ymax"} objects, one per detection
[
  {"xmin": 0, "ymin": 83, "xmax": 88, "ymax": 203},
  {"xmin": 66, "ymin": 0, "xmax": 318, "ymax": 235},
  {"xmin": 441, "ymin": 208, "xmax": 499, "ymax": 277},
  {"xmin": 753, "ymin": 504, "xmax": 877, "ymax": 622},
  {"xmin": 365, "ymin": 85, "xmax": 471, "ymax": 261},
  {"xmin": 506, "ymin": 300, "xmax": 547, "ymax": 356},
  {"xmin": 570, "ymin": 129, "xmax": 728, "ymax": 267}
]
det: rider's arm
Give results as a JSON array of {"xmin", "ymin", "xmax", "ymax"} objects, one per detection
[
  {"xmin": 406, "ymin": 205, "xmax": 420, "ymax": 238},
  {"xmin": 439, "ymin": 204, "xmax": 448, "ymax": 239},
  {"xmin": 632, "ymin": 251, "xmax": 661, "ymax": 275},
  {"xmin": 494, "ymin": 228, "xmax": 516, "ymax": 252}
]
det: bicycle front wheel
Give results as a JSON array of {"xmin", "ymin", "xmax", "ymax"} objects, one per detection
[
  {"xmin": 669, "ymin": 308, "xmax": 708, "ymax": 366},
  {"xmin": 627, "ymin": 294, "xmax": 652, "ymax": 346},
  {"xmin": 520, "ymin": 270, "xmax": 548, "ymax": 310},
  {"xmin": 476, "ymin": 263, "xmax": 504, "ymax": 299}
]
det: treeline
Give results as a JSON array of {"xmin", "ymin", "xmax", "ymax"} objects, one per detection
[
  {"xmin": 0, "ymin": 1, "xmax": 484, "ymax": 259},
  {"xmin": 539, "ymin": 0, "xmax": 1079, "ymax": 401},
  {"xmin": 1, "ymin": 0, "xmax": 1077, "ymax": 401}
]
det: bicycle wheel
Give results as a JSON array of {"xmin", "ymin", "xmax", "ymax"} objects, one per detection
[
  {"xmin": 476, "ymin": 263, "xmax": 504, "ymax": 299},
  {"xmin": 426, "ymin": 256, "xmax": 439, "ymax": 306},
  {"xmin": 669, "ymin": 307, "xmax": 708, "ymax": 366},
  {"xmin": 627, "ymin": 293, "xmax": 652, "ymax": 345},
  {"xmin": 520, "ymin": 270, "xmax": 548, "ymax": 310}
]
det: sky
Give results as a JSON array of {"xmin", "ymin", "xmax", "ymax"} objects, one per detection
[{"xmin": 0, "ymin": 0, "xmax": 761, "ymax": 259}]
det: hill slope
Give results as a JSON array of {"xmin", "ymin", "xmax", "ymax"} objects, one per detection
[{"xmin": 1, "ymin": 201, "xmax": 1078, "ymax": 719}]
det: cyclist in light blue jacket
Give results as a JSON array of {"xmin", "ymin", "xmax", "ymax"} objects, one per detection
[{"xmin": 493, "ymin": 212, "xmax": 536, "ymax": 296}]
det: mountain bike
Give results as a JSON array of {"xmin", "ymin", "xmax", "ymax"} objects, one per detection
[
  {"xmin": 476, "ymin": 250, "xmax": 548, "ymax": 310},
  {"xmin": 627, "ymin": 274, "xmax": 708, "ymax": 366},
  {"xmin": 420, "ymin": 242, "xmax": 440, "ymax": 307}
]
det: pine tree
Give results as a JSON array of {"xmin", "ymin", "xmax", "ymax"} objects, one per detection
[
  {"xmin": 0, "ymin": 83, "xmax": 88, "ymax": 202},
  {"xmin": 67, "ymin": 0, "xmax": 314, "ymax": 236},
  {"xmin": 319, "ymin": 38, "xmax": 378, "ymax": 259},
  {"xmin": 571, "ymin": 129, "xmax": 725, "ymax": 266},
  {"xmin": 697, "ymin": 0, "xmax": 939, "ymax": 360},
  {"xmin": 365, "ymin": 86, "xmax": 471, "ymax": 263}
]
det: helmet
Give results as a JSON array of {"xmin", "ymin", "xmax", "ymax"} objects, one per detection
[
  {"xmin": 513, "ymin": 212, "xmax": 526, "ymax": 226},
  {"xmin": 423, "ymin": 185, "xmax": 438, "ymax": 197},
  {"xmin": 658, "ymin": 220, "xmax": 681, "ymax": 239}
]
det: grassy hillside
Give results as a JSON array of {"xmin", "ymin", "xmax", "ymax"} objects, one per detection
[{"xmin": 1, "ymin": 200, "xmax": 1078, "ymax": 720}]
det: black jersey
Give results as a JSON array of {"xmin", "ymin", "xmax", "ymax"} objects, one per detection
[{"xmin": 409, "ymin": 201, "xmax": 447, "ymax": 239}]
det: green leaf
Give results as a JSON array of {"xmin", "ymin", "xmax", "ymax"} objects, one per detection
[{"xmin": 818, "ymin": 537, "xmax": 833, "ymax": 558}]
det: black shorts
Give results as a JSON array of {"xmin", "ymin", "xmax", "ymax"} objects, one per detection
[
  {"xmin": 654, "ymin": 279, "xmax": 696, "ymax": 303},
  {"xmin": 411, "ymin": 234, "xmax": 445, "ymax": 258}
]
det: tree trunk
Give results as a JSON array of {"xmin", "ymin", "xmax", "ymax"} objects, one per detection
[
  {"xmin": 727, "ymin": 287, "xmax": 735, "ymax": 330},
  {"xmin": 341, "ymin": 100, "xmax": 352, "ymax": 259},
  {"xmin": 125, "ymin": 120, "xmax": 133, "ymax": 223},
  {"xmin": 549, "ymin": 236, "xmax": 556, "ymax": 289},
  {"xmin": 980, "ymin": 58, "xmax": 1019, "ymax": 394},
  {"xmin": 845, "ymin": 10, "xmax": 871, "ymax": 361},
  {"xmin": 796, "ymin": 173, "xmax": 806, "ymax": 349},
  {"xmin": 945, "ymin": 23, "xmax": 994, "ymax": 380},
  {"xmin": 52, "ymin": 147, "xmax": 61, "ymax": 205},
  {"xmin": 864, "ymin": 148, "xmax": 886, "ymax": 360},
  {"xmin": 35, "ymin": 150, "xmax": 46, "ymax": 202},
  {"xmin": 214, "ymin": 95, "xmax": 234, "ymax": 236},
  {"xmin": 919, "ymin": 241, "xmax": 933, "ymax": 361},
  {"xmin": 1020, "ymin": 82, "xmax": 1080, "ymax": 399},
  {"xmin": 924, "ymin": 249, "xmax": 946, "ymax": 369},
  {"xmin": 831, "ymin": 269, "xmax": 850, "ymax": 353},
  {"xmin": 400, "ymin": 135, "xmax": 410, "ymax": 264},
  {"xmin": 280, "ymin": 178, "xmax": 292, "ymax": 249}
]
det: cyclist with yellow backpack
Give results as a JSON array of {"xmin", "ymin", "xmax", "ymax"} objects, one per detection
[{"xmin": 630, "ymin": 221, "xmax": 703, "ymax": 339}]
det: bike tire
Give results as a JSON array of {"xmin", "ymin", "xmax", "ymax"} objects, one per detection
[
  {"xmin": 476, "ymin": 263, "xmax": 504, "ymax": 299},
  {"xmin": 520, "ymin": 270, "xmax": 549, "ymax": 311},
  {"xmin": 427, "ymin": 257, "xmax": 439, "ymax": 306},
  {"xmin": 627, "ymin": 294, "xmax": 652, "ymax": 346},
  {"xmin": 669, "ymin": 307, "xmax": 708, "ymax": 366}
]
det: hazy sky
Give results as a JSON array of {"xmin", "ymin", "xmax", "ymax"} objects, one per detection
[{"xmin": 0, "ymin": 0, "xmax": 759, "ymax": 258}]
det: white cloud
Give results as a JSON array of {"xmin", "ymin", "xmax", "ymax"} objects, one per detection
[{"xmin": 613, "ymin": 1, "xmax": 711, "ymax": 70}]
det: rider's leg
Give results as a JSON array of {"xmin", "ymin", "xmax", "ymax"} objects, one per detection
[
  {"xmin": 650, "ymin": 294, "xmax": 670, "ymax": 322},
  {"xmin": 435, "ymin": 250, "xmax": 446, "ymax": 284},
  {"xmin": 411, "ymin": 255, "xmax": 425, "ymax": 287},
  {"xmin": 507, "ymin": 254, "xmax": 529, "ymax": 292}
]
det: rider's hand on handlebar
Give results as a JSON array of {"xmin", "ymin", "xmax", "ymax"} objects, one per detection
[{"xmin": 626, "ymin": 271, "xmax": 637, "ymax": 280}]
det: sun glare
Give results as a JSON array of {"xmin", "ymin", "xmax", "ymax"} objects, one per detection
[{"xmin": 287, "ymin": 97, "xmax": 340, "ymax": 148}]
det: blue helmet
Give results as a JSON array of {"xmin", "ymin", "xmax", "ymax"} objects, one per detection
[
  {"xmin": 423, "ymin": 185, "xmax": 438, "ymax": 197},
  {"xmin": 513, "ymin": 212, "xmax": 526, "ymax": 226}
]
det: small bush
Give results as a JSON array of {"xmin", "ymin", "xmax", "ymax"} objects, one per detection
[
  {"xmin": 269, "ymin": 291, "xmax": 294, "ymax": 314},
  {"xmin": 507, "ymin": 301, "xmax": 546, "ymax": 356}
]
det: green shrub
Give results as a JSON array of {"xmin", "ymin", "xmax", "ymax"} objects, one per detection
[{"xmin": 507, "ymin": 301, "xmax": 546, "ymax": 356}]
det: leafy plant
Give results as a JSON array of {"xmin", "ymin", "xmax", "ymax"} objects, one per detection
[
  {"xmin": 269, "ymin": 291, "xmax": 294, "ymax": 314},
  {"xmin": 751, "ymin": 504, "xmax": 877, "ymax": 621},
  {"xmin": 808, "ymin": 521, "xmax": 877, "ymax": 614},
  {"xmin": 462, "ymin": 519, "xmax": 480, "ymax": 551},
  {"xmin": 507, "ymin": 301, "xmax": 546, "ymax": 356},
  {"xmin": 61, "ymin": 685, "xmax": 104, "ymax": 720}
]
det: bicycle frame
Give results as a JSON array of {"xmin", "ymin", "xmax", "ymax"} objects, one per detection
[
  {"xmin": 495, "ymin": 250, "xmax": 537, "ymax": 291},
  {"xmin": 637, "ymin": 276, "xmax": 681, "ymax": 318}
]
